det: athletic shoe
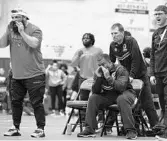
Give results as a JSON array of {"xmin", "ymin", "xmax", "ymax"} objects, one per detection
[
  {"xmin": 126, "ymin": 130, "xmax": 137, "ymax": 140},
  {"xmin": 31, "ymin": 128, "xmax": 45, "ymax": 138},
  {"xmin": 77, "ymin": 128, "xmax": 96, "ymax": 138},
  {"xmin": 4, "ymin": 126, "xmax": 21, "ymax": 136}
]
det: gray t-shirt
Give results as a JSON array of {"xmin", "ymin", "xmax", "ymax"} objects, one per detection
[{"xmin": 7, "ymin": 22, "xmax": 45, "ymax": 79}]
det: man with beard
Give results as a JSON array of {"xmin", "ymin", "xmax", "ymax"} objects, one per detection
[
  {"xmin": 109, "ymin": 23, "xmax": 158, "ymax": 132},
  {"xmin": 0, "ymin": 8, "xmax": 46, "ymax": 138},
  {"xmin": 150, "ymin": 5, "xmax": 167, "ymax": 140},
  {"xmin": 71, "ymin": 33, "xmax": 103, "ymax": 100}
]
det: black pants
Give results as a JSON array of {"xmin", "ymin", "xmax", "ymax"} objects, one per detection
[
  {"xmin": 62, "ymin": 88, "xmax": 67, "ymax": 112},
  {"xmin": 140, "ymin": 75, "xmax": 159, "ymax": 128},
  {"xmin": 11, "ymin": 74, "xmax": 46, "ymax": 130},
  {"xmin": 50, "ymin": 85, "xmax": 63, "ymax": 111},
  {"xmin": 85, "ymin": 90, "xmax": 136, "ymax": 132},
  {"xmin": 107, "ymin": 75, "xmax": 159, "ymax": 129},
  {"xmin": 155, "ymin": 75, "xmax": 167, "ymax": 126}
]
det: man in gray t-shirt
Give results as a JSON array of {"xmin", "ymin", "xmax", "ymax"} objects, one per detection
[{"xmin": 1, "ymin": 8, "xmax": 46, "ymax": 138}]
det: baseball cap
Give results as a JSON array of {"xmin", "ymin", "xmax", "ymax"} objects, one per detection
[{"xmin": 11, "ymin": 7, "xmax": 29, "ymax": 20}]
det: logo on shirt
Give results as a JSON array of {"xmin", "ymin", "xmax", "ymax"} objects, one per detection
[
  {"xmin": 123, "ymin": 44, "xmax": 127, "ymax": 52},
  {"xmin": 114, "ymin": 48, "xmax": 118, "ymax": 52}
]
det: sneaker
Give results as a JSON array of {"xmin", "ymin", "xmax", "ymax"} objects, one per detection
[
  {"xmin": 4, "ymin": 127, "xmax": 21, "ymax": 136},
  {"xmin": 155, "ymin": 129, "xmax": 167, "ymax": 141},
  {"xmin": 156, "ymin": 134, "xmax": 167, "ymax": 141},
  {"xmin": 31, "ymin": 128, "xmax": 45, "ymax": 138},
  {"xmin": 126, "ymin": 130, "xmax": 137, "ymax": 140},
  {"xmin": 106, "ymin": 128, "xmax": 113, "ymax": 135},
  {"xmin": 77, "ymin": 128, "xmax": 96, "ymax": 138},
  {"xmin": 153, "ymin": 123, "xmax": 166, "ymax": 136}
]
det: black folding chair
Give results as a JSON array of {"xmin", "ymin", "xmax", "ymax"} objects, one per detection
[
  {"xmin": 62, "ymin": 78, "xmax": 93, "ymax": 134},
  {"xmin": 100, "ymin": 79, "xmax": 149, "ymax": 137}
]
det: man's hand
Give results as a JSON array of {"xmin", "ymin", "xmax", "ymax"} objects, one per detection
[
  {"xmin": 129, "ymin": 77, "xmax": 134, "ymax": 83},
  {"xmin": 95, "ymin": 67, "xmax": 102, "ymax": 77},
  {"xmin": 78, "ymin": 50, "xmax": 83, "ymax": 57},
  {"xmin": 150, "ymin": 76, "xmax": 156, "ymax": 85},
  {"xmin": 16, "ymin": 21, "xmax": 24, "ymax": 33},
  {"xmin": 101, "ymin": 66, "xmax": 110, "ymax": 79}
]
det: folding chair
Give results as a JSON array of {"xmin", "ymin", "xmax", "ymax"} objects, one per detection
[
  {"xmin": 100, "ymin": 79, "xmax": 149, "ymax": 137},
  {"xmin": 62, "ymin": 78, "xmax": 93, "ymax": 134}
]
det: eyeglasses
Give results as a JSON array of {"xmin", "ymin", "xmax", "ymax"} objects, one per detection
[{"xmin": 154, "ymin": 12, "xmax": 166, "ymax": 16}]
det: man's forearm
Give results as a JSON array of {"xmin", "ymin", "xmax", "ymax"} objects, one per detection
[
  {"xmin": 20, "ymin": 31, "xmax": 39, "ymax": 48},
  {"xmin": 0, "ymin": 32, "xmax": 9, "ymax": 48},
  {"xmin": 71, "ymin": 55, "xmax": 80, "ymax": 67}
]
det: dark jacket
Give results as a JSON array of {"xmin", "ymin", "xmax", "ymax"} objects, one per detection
[
  {"xmin": 92, "ymin": 65, "xmax": 133, "ymax": 95},
  {"xmin": 150, "ymin": 25, "xmax": 167, "ymax": 76},
  {"xmin": 109, "ymin": 36, "xmax": 147, "ymax": 79}
]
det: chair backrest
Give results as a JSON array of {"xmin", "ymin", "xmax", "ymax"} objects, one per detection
[
  {"xmin": 131, "ymin": 79, "xmax": 144, "ymax": 108},
  {"xmin": 80, "ymin": 78, "xmax": 94, "ymax": 91},
  {"xmin": 131, "ymin": 79, "xmax": 144, "ymax": 90},
  {"xmin": 74, "ymin": 78, "xmax": 94, "ymax": 100}
]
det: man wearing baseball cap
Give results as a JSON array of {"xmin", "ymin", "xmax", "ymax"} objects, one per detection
[{"xmin": 0, "ymin": 7, "xmax": 46, "ymax": 138}]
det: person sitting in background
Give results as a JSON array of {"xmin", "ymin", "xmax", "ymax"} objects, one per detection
[
  {"xmin": 59, "ymin": 63, "xmax": 68, "ymax": 115},
  {"xmin": 45, "ymin": 60, "xmax": 67, "ymax": 115},
  {"xmin": 77, "ymin": 54, "xmax": 137, "ymax": 140}
]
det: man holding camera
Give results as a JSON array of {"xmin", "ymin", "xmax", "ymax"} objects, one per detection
[
  {"xmin": 77, "ymin": 54, "xmax": 137, "ymax": 139},
  {"xmin": 0, "ymin": 8, "xmax": 46, "ymax": 138}
]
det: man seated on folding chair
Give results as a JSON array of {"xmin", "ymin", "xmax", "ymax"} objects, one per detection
[{"xmin": 77, "ymin": 54, "xmax": 137, "ymax": 139}]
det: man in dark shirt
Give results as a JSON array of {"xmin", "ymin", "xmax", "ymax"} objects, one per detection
[
  {"xmin": 109, "ymin": 23, "xmax": 158, "ymax": 129},
  {"xmin": 150, "ymin": 5, "xmax": 167, "ymax": 140},
  {"xmin": 77, "ymin": 54, "xmax": 137, "ymax": 139}
]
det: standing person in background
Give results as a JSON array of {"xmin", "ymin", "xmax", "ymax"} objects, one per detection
[
  {"xmin": 1, "ymin": 8, "xmax": 46, "ymax": 138},
  {"xmin": 0, "ymin": 68, "xmax": 6, "ymax": 111},
  {"xmin": 5, "ymin": 63, "xmax": 13, "ymax": 114},
  {"xmin": 45, "ymin": 60, "xmax": 67, "ymax": 115},
  {"xmin": 143, "ymin": 47, "xmax": 152, "ymax": 77},
  {"xmin": 59, "ymin": 63, "xmax": 68, "ymax": 115},
  {"xmin": 71, "ymin": 33, "xmax": 103, "ymax": 100},
  {"xmin": 109, "ymin": 23, "xmax": 158, "ymax": 130},
  {"xmin": 150, "ymin": 5, "xmax": 167, "ymax": 140}
]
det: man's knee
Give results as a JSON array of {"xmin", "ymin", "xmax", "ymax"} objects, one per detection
[
  {"xmin": 117, "ymin": 94, "xmax": 126, "ymax": 105},
  {"xmin": 87, "ymin": 94, "xmax": 101, "ymax": 107},
  {"xmin": 31, "ymin": 101, "xmax": 44, "ymax": 110},
  {"xmin": 31, "ymin": 97, "xmax": 43, "ymax": 109},
  {"xmin": 12, "ymin": 100, "xmax": 22, "ymax": 108},
  {"xmin": 89, "ymin": 94, "xmax": 99, "ymax": 103},
  {"xmin": 117, "ymin": 91, "xmax": 134, "ymax": 106}
]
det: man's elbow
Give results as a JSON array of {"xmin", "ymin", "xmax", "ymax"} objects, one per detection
[
  {"xmin": 31, "ymin": 40, "xmax": 40, "ymax": 48},
  {"xmin": 114, "ymin": 83, "xmax": 127, "ymax": 92}
]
